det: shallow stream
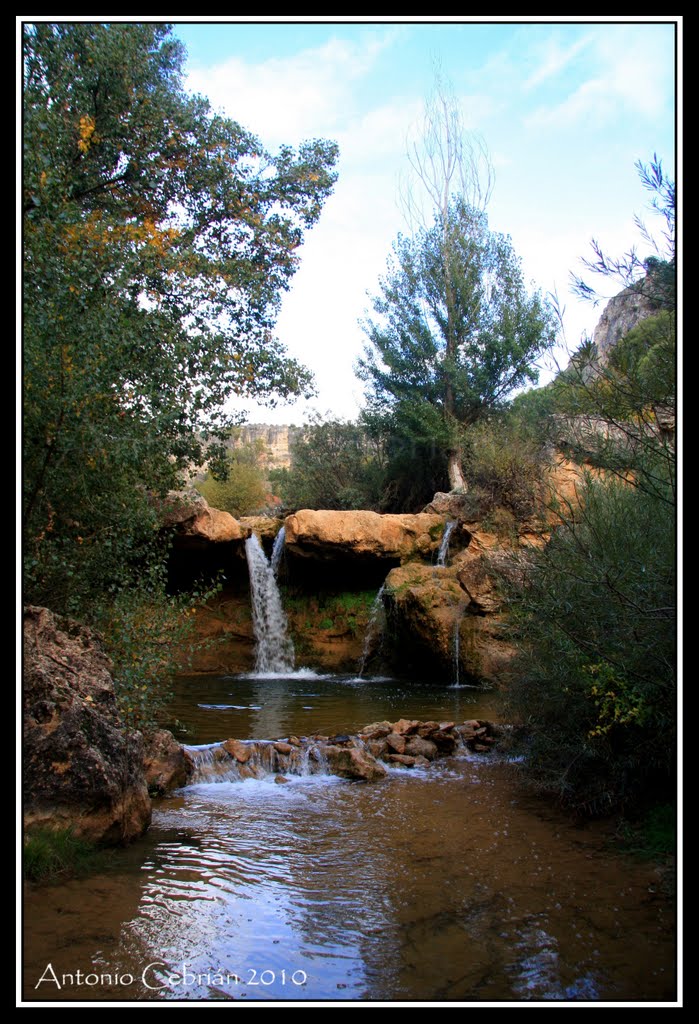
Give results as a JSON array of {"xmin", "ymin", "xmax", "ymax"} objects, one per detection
[{"xmin": 23, "ymin": 671, "xmax": 676, "ymax": 1003}]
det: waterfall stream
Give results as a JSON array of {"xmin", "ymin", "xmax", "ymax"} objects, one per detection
[
  {"xmin": 436, "ymin": 520, "xmax": 457, "ymax": 566},
  {"xmin": 245, "ymin": 533, "xmax": 295, "ymax": 674},
  {"xmin": 270, "ymin": 525, "xmax": 286, "ymax": 577},
  {"xmin": 357, "ymin": 583, "xmax": 386, "ymax": 677}
]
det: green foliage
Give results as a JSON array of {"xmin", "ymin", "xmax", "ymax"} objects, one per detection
[
  {"xmin": 196, "ymin": 438, "xmax": 268, "ymax": 516},
  {"xmin": 615, "ymin": 803, "xmax": 676, "ymax": 860},
  {"xmin": 357, "ymin": 197, "xmax": 556, "ymax": 492},
  {"xmin": 501, "ymin": 157, "xmax": 677, "ymax": 822},
  {"xmin": 276, "ymin": 415, "xmax": 387, "ymax": 510},
  {"xmin": 461, "ymin": 414, "xmax": 547, "ymax": 521},
  {"xmin": 282, "ymin": 588, "xmax": 376, "ymax": 637},
  {"xmin": 94, "ymin": 559, "xmax": 222, "ymax": 730},
  {"xmin": 23, "ymin": 23, "xmax": 337, "ymax": 616},
  {"xmin": 24, "ymin": 828, "xmax": 104, "ymax": 883},
  {"xmin": 502, "ymin": 475, "xmax": 675, "ymax": 815}
]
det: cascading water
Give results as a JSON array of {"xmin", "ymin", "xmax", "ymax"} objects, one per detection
[
  {"xmin": 450, "ymin": 604, "xmax": 468, "ymax": 688},
  {"xmin": 245, "ymin": 533, "xmax": 295, "ymax": 674},
  {"xmin": 357, "ymin": 583, "xmax": 386, "ymax": 677},
  {"xmin": 270, "ymin": 525, "xmax": 286, "ymax": 577},
  {"xmin": 437, "ymin": 520, "xmax": 457, "ymax": 566}
]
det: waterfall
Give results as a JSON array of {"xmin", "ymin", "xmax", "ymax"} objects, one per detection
[
  {"xmin": 451, "ymin": 605, "xmax": 466, "ymax": 688},
  {"xmin": 437, "ymin": 520, "xmax": 457, "ymax": 566},
  {"xmin": 245, "ymin": 533, "xmax": 295, "ymax": 674},
  {"xmin": 357, "ymin": 583, "xmax": 386, "ymax": 678},
  {"xmin": 270, "ymin": 525, "xmax": 286, "ymax": 577}
]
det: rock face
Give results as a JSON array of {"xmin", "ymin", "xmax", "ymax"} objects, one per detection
[
  {"xmin": 591, "ymin": 285, "xmax": 656, "ymax": 366},
  {"xmin": 284, "ymin": 510, "xmax": 447, "ymax": 563},
  {"xmin": 382, "ymin": 530, "xmax": 517, "ymax": 685},
  {"xmin": 23, "ymin": 606, "xmax": 152, "ymax": 845},
  {"xmin": 232, "ymin": 424, "xmax": 303, "ymax": 471}
]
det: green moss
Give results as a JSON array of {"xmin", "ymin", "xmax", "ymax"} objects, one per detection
[{"xmin": 428, "ymin": 522, "xmax": 446, "ymax": 541}]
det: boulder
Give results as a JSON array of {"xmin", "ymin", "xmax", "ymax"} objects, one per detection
[
  {"xmin": 143, "ymin": 729, "xmax": 189, "ymax": 796},
  {"xmin": 283, "ymin": 509, "xmax": 447, "ymax": 563},
  {"xmin": 159, "ymin": 490, "xmax": 243, "ymax": 543},
  {"xmin": 322, "ymin": 745, "xmax": 387, "ymax": 782},
  {"xmin": 23, "ymin": 606, "xmax": 151, "ymax": 845},
  {"xmin": 404, "ymin": 735, "xmax": 438, "ymax": 760},
  {"xmin": 222, "ymin": 738, "xmax": 251, "ymax": 763},
  {"xmin": 383, "ymin": 560, "xmax": 517, "ymax": 686}
]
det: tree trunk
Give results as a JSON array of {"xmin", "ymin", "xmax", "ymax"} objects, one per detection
[{"xmin": 447, "ymin": 450, "xmax": 467, "ymax": 493}]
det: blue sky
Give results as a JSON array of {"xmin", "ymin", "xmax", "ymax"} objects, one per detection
[{"xmin": 175, "ymin": 18, "xmax": 678, "ymax": 424}]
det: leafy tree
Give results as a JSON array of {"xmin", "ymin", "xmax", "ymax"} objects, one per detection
[
  {"xmin": 196, "ymin": 438, "xmax": 269, "ymax": 517},
  {"xmin": 23, "ymin": 23, "xmax": 338, "ymax": 614},
  {"xmin": 274, "ymin": 415, "xmax": 387, "ymax": 511},
  {"xmin": 357, "ymin": 197, "xmax": 556, "ymax": 493}
]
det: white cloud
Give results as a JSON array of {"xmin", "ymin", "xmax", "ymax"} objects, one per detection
[
  {"xmin": 525, "ymin": 28, "xmax": 673, "ymax": 129},
  {"xmin": 186, "ymin": 31, "xmax": 398, "ymax": 148},
  {"xmin": 524, "ymin": 34, "xmax": 594, "ymax": 90}
]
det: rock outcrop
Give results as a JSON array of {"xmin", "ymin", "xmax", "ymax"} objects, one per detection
[
  {"xmin": 284, "ymin": 510, "xmax": 448, "ymax": 563},
  {"xmin": 591, "ymin": 284, "xmax": 656, "ymax": 366},
  {"xmin": 23, "ymin": 606, "xmax": 152, "ymax": 845},
  {"xmin": 161, "ymin": 491, "xmax": 244, "ymax": 544}
]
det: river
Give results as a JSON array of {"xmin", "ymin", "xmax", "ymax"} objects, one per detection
[{"xmin": 22, "ymin": 671, "xmax": 676, "ymax": 1004}]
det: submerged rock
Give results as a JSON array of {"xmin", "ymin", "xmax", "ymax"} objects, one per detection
[{"xmin": 23, "ymin": 606, "xmax": 151, "ymax": 845}]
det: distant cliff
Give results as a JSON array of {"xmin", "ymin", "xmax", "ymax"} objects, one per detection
[{"xmin": 230, "ymin": 423, "xmax": 303, "ymax": 471}]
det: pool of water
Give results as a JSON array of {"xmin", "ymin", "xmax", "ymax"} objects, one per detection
[
  {"xmin": 166, "ymin": 671, "xmax": 501, "ymax": 745},
  {"xmin": 22, "ymin": 673, "xmax": 676, "ymax": 1004}
]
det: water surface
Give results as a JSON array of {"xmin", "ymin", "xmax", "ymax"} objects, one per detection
[{"xmin": 23, "ymin": 673, "xmax": 675, "ymax": 1004}]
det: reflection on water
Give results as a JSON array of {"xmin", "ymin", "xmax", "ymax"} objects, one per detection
[
  {"xmin": 166, "ymin": 672, "xmax": 500, "ymax": 745},
  {"xmin": 23, "ymin": 674, "xmax": 676, "ymax": 1004}
]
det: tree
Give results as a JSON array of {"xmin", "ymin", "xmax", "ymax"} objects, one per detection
[
  {"xmin": 570, "ymin": 154, "xmax": 675, "ymax": 312},
  {"xmin": 23, "ymin": 23, "xmax": 338, "ymax": 613},
  {"xmin": 195, "ymin": 438, "xmax": 269, "ymax": 517},
  {"xmin": 273, "ymin": 415, "xmax": 387, "ymax": 511},
  {"xmin": 357, "ymin": 198, "xmax": 556, "ymax": 493}
]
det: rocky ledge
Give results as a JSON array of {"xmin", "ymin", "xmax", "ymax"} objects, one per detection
[{"xmin": 185, "ymin": 718, "xmax": 507, "ymax": 785}]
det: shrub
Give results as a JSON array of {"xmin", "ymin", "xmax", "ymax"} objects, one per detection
[
  {"xmin": 461, "ymin": 414, "xmax": 548, "ymax": 521},
  {"xmin": 502, "ymin": 473, "xmax": 675, "ymax": 816}
]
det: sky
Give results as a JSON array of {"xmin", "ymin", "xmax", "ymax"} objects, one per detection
[{"xmin": 122, "ymin": 19, "xmax": 683, "ymax": 425}]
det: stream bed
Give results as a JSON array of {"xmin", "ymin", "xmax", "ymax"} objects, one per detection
[{"xmin": 23, "ymin": 672, "xmax": 676, "ymax": 1004}]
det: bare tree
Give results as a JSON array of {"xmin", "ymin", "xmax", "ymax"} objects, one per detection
[{"xmin": 399, "ymin": 67, "xmax": 494, "ymax": 235}]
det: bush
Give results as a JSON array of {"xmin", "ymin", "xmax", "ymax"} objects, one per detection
[
  {"xmin": 461, "ymin": 415, "xmax": 548, "ymax": 521},
  {"xmin": 277, "ymin": 415, "xmax": 387, "ymax": 511},
  {"xmin": 502, "ymin": 474, "xmax": 675, "ymax": 816},
  {"xmin": 94, "ymin": 557, "xmax": 222, "ymax": 731},
  {"xmin": 196, "ymin": 438, "xmax": 269, "ymax": 517}
]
